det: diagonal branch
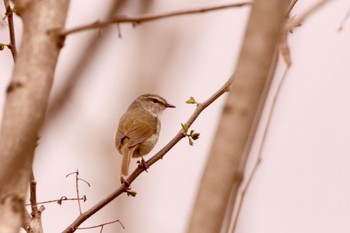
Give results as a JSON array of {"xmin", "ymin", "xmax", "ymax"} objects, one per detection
[
  {"xmin": 59, "ymin": 2, "xmax": 251, "ymax": 36},
  {"xmin": 338, "ymin": 7, "xmax": 350, "ymax": 31},
  {"xmin": 62, "ymin": 77, "xmax": 233, "ymax": 233}
]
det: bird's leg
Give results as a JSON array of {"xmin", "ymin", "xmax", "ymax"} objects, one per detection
[{"xmin": 120, "ymin": 176, "xmax": 137, "ymax": 197}]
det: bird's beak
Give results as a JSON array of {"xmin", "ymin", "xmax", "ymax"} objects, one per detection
[{"xmin": 165, "ymin": 103, "xmax": 176, "ymax": 108}]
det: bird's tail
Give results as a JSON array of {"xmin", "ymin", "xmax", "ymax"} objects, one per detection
[{"xmin": 120, "ymin": 145, "xmax": 135, "ymax": 177}]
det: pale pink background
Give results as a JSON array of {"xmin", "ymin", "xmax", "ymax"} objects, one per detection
[{"xmin": 1, "ymin": 0, "xmax": 350, "ymax": 232}]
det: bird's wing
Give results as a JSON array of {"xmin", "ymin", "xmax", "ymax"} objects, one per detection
[
  {"xmin": 125, "ymin": 120, "xmax": 157, "ymax": 147},
  {"xmin": 115, "ymin": 115, "xmax": 157, "ymax": 150}
]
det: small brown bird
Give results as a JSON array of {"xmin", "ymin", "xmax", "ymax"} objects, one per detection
[{"xmin": 115, "ymin": 94, "xmax": 175, "ymax": 177}]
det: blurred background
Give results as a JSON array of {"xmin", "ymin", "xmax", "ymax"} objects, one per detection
[{"xmin": 1, "ymin": 0, "xmax": 350, "ymax": 232}]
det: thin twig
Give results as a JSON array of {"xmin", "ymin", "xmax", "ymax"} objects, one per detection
[
  {"xmin": 281, "ymin": 0, "xmax": 331, "ymax": 65},
  {"xmin": 73, "ymin": 171, "xmax": 82, "ymax": 215},
  {"xmin": 59, "ymin": 2, "xmax": 251, "ymax": 36},
  {"xmin": 62, "ymin": 77, "xmax": 233, "ymax": 233},
  {"xmin": 338, "ymin": 8, "xmax": 350, "ymax": 31},
  {"xmin": 66, "ymin": 170, "xmax": 90, "ymax": 215},
  {"xmin": 3, "ymin": 0, "xmax": 17, "ymax": 61},
  {"xmin": 29, "ymin": 170, "xmax": 39, "ymax": 214},
  {"xmin": 25, "ymin": 196, "xmax": 86, "ymax": 206},
  {"xmin": 76, "ymin": 219, "xmax": 125, "ymax": 231},
  {"xmin": 280, "ymin": 0, "xmax": 299, "ymax": 66},
  {"xmin": 286, "ymin": 0, "xmax": 331, "ymax": 32},
  {"xmin": 286, "ymin": 0, "xmax": 299, "ymax": 15},
  {"xmin": 23, "ymin": 170, "xmax": 45, "ymax": 232}
]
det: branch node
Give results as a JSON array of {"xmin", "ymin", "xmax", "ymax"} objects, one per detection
[
  {"xmin": 1, "ymin": 193, "xmax": 25, "ymax": 213},
  {"xmin": 38, "ymin": 205, "xmax": 45, "ymax": 212},
  {"xmin": 116, "ymin": 23, "xmax": 122, "ymax": 38},
  {"xmin": 6, "ymin": 80, "xmax": 23, "ymax": 93},
  {"xmin": 120, "ymin": 176, "xmax": 130, "ymax": 188},
  {"xmin": 131, "ymin": 22, "xmax": 139, "ymax": 27},
  {"xmin": 47, "ymin": 28, "xmax": 66, "ymax": 48},
  {"xmin": 136, "ymin": 157, "xmax": 149, "ymax": 172}
]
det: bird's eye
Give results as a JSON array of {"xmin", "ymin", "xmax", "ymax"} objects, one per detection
[{"xmin": 152, "ymin": 98, "xmax": 159, "ymax": 103}]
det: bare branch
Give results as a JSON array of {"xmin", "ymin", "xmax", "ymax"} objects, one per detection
[
  {"xmin": 62, "ymin": 78, "xmax": 232, "ymax": 233},
  {"xmin": 281, "ymin": 0, "xmax": 331, "ymax": 68},
  {"xmin": 23, "ymin": 170, "xmax": 45, "ymax": 233},
  {"xmin": 3, "ymin": 0, "xmax": 17, "ymax": 61},
  {"xmin": 59, "ymin": 2, "xmax": 251, "ymax": 36},
  {"xmin": 287, "ymin": 0, "xmax": 331, "ymax": 32},
  {"xmin": 25, "ymin": 196, "xmax": 86, "ymax": 206},
  {"xmin": 286, "ymin": 0, "xmax": 298, "ymax": 15},
  {"xmin": 29, "ymin": 171, "xmax": 39, "ymax": 214},
  {"xmin": 338, "ymin": 7, "xmax": 350, "ymax": 31}
]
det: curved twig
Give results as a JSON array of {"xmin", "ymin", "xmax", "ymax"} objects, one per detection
[{"xmin": 76, "ymin": 219, "xmax": 125, "ymax": 231}]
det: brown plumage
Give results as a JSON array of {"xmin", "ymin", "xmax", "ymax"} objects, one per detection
[{"xmin": 115, "ymin": 94, "xmax": 175, "ymax": 176}]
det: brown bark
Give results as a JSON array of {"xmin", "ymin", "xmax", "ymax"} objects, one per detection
[{"xmin": 0, "ymin": 0, "xmax": 69, "ymax": 232}]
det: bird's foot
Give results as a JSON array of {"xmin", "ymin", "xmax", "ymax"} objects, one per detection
[
  {"xmin": 120, "ymin": 176, "xmax": 137, "ymax": 197},
  {"xmin": 137, "ymin": 156, "xmax": 149, "ymax": 172},
  {"xmin": 120, "ymin": 176, "xmax": 130, "ymax": 188}
]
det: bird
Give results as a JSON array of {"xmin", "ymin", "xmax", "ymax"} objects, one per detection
[{"xmin": 115, "ymin": 94, "xmax": 175, "ymax": 178}]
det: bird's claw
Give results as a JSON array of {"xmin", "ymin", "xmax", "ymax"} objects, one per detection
[{"xmin": 137, "ymin": 157, "xmax": 149, "ymax": 172}]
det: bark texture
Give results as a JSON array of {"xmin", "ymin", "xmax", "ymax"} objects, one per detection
[{"xmin": 0, "ymin": 0, "xmax": 69, "ymax": 232}]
